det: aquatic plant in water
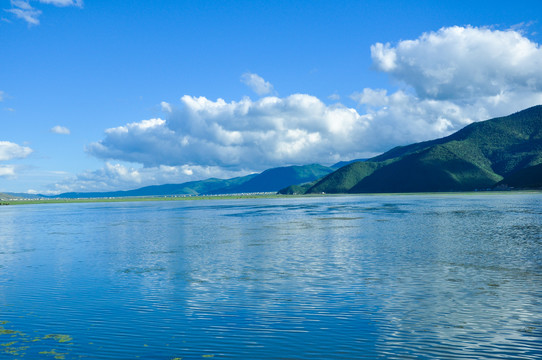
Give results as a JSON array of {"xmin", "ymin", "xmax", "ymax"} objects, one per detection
[
  {"xmin": 0, "ymin": 320, "xmax": 76, "ymax": 359},
  {"xmin": 44, "ymin": 334, "xmax": 73, "ymax": 343},
  {"xmin": 39, "ymin": 349, "xmax": 68, "ymax": 359}
]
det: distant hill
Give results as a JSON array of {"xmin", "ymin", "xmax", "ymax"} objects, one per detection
[
  {"xmin": 41, "ymin": 164, "xmax": 333, "ymax": 199},
  {"xmin": 1, "ymin": 192, "xmax": 43, "ymax": 200},
  {"xmin": 302, "ymin": 105, "xmax": 542, "ymax": 194},
  {"xmin": 0, "ymin": 192, "xmax": 16, "ymax": 201},
  {"xmin": 215, "ymin": 164, "xmax": 334, "ymax": 194},
  {"xmin": 51, "ymin": 175, "xmax": 257, "ymax": 199}
]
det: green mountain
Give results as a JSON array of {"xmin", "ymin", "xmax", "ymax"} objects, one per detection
[
  {"xmin": 304, "ymin": 105, "xmax": 542, "ymax": 194},
  {"xmin": 46, "ymin": 164, "xmax": 333, "ymax": 199}
]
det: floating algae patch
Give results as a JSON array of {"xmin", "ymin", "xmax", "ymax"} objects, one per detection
[
  {"xmin": 0, "ymin": 326, "xmax": 24, "ymax": 336},
  {"xmin": 2, "ymin": 344, "xmax": 29, "ymax": 357},
  {"xmin": 44, "ymin": 334, "xmax": 73, "ymax": 343},
  {"xmin": 1, "ymin": 321, "xmax": 79, "ymax": 359},
  {"xmin": 39, "ymin": 349, "xmax": 68, "ymax": 359},
  {"xmin": 0, "ymin": 324, "xmax": 28, "ymax": 357}
]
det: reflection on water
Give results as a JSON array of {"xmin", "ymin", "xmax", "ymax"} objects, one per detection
[{"xmin": 0, "ymin": 194, "xmax": 541, "ymax": 359}]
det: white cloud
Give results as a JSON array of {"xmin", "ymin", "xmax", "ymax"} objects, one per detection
[
  {"xmin": 370, "ymin": 26, "xmax": 542, "ymax": 101},
  {"xmin": 0, "ymin": 141, "xmax": 33, "ymax": 161},
  {"xmin": 0, "ymin": 91, "xmax": 4, "ymax": 102},
  {"xmin": 371, "ymin": 42, "xmax": 397, "ymax": 72},
  {"xmin": 51, "ymin": 125, "xmax": 71, "ymax": 135},
  {"xmin": 5, "ymin": 1, "xmax": 41, "ymax": 25},
  {"xmin": 354, "ymin": 26, "xmax": 542, "ymax": 145},
  {"xmin": 87, "ymin": 95, "xmax": 372, "ymax": 170},
  {"xmin": 351, "ymin": 88, "xmax": 389, "ymax": 108},
  {"xmin": 0, "ymin": 165, "xmax": 16, "ymax": 178},
  {"xmin": 5, "ymin": 0, "xmax": 82, "ymax": 25},
  {"xmin": 241, "ymin": 73, "xmax": 274, "ymax": 96},
  {"xmin": 0, "ymin": 141, "xmax": 31, "ymax": 180},
  {"xmin": 160, "ymin": 101, "xmax": 173, "ymax": 113},
  {"xmin": 38, "ymin": 0, "xmax": 83, "ymax": 7}
]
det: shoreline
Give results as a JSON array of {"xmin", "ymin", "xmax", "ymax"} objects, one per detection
[{"xmin": 2, "ymin": 190, "xmax": 541, "ymax": 206}]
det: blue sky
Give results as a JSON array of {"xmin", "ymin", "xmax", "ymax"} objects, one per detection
[{"xmin": 2, "ymin": 0, "xmax": 542, "ymax": 194}]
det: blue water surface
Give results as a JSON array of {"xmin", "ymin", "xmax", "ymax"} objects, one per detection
[{"xmin": 0, "ymin": 194, "xmax": 541, "ymax": 359}]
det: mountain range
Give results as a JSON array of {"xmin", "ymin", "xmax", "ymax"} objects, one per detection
[
  {"xmin": 5, "ymin": 164, "xmax": 335, "ymax": 199},
  {"xmin": 2, "ymin": 105, "xmax": 541, "ymax": 200}
]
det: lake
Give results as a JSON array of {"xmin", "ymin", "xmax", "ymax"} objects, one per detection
[{"xmin": 1, "ymin": 194, "xmax": 541, "ymax": 359}]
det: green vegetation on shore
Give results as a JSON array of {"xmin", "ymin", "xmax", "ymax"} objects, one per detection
[{"xmin": 1, "ymin": 194, "xmax": 292, "ymax": 206}]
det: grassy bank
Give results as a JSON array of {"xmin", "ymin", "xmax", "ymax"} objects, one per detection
[{"xmin": 0, "ymin": 194, "xmax": 290, "ymax": 206}]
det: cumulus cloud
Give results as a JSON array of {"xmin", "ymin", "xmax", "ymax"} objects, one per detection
[
  {"xmin": 351, "ymin": 88, "xmax": 389, "ymax": 108},
  {"xmin": 241, "ymin": 73, "xmax": 275, "ymax": 95},
  {"xmin": 371, "ymin": 26, "xmax": 542, "ymax": 101},
  {"xmin": 87, "ymin": 95, "xmax": 373, "ymax": 170},
  {"xmin": 0, "ymin": 141, "xmax": 33, "ymax": 161},
  {"xmin": 352, "ymin": 26, "xmax": 542, "ymax": 144},
  {"xmin": 51, "ymin": 125, "xmax": 71, "ymax": 135},
  {"xmin": 5, "ymin": 0, "xmax": 82, "ymax": 25}
]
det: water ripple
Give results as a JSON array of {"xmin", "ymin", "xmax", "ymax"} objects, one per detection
[{"xmin": 0, "ymin": 194, "xmax": 541, "ymax": 359}]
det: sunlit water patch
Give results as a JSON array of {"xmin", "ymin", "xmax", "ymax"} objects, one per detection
[{"xmin": 0, "ymin": 194, "xmax": 541, "ymax": 359}]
